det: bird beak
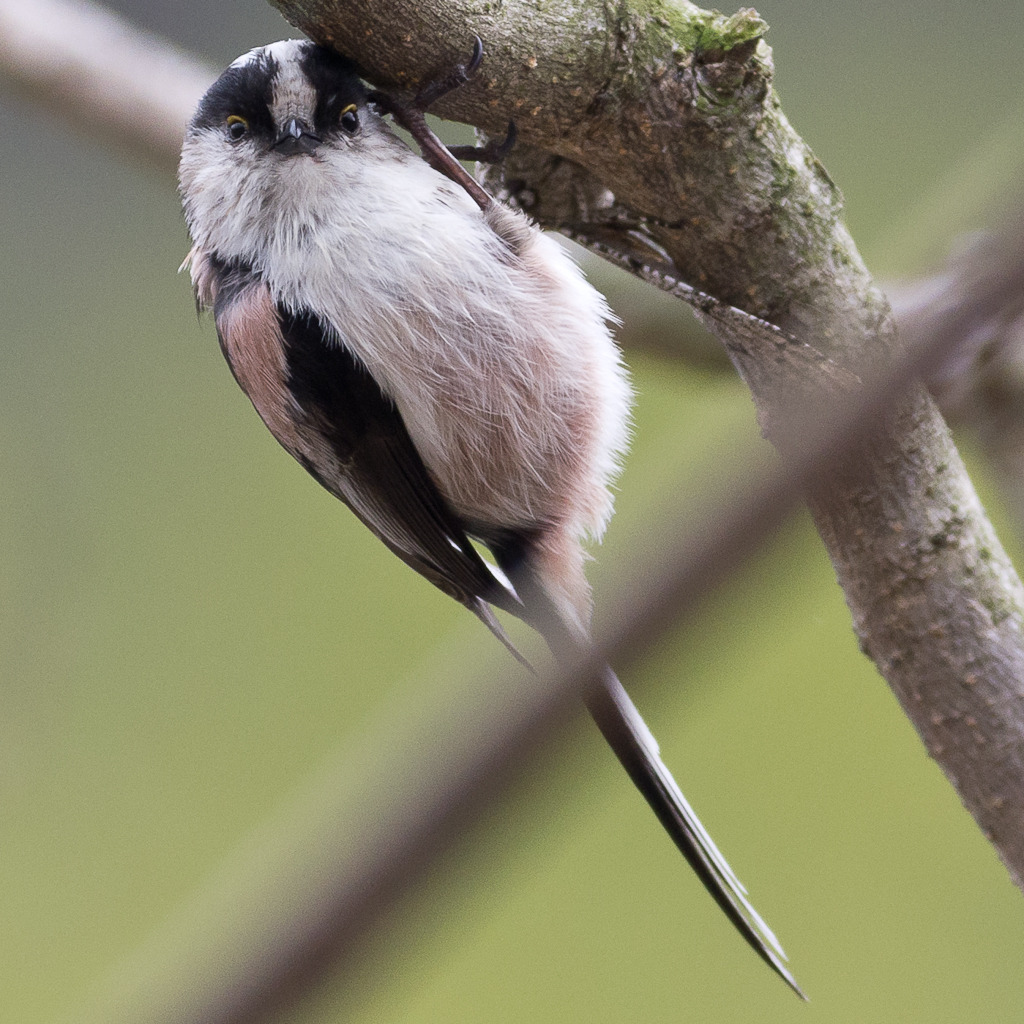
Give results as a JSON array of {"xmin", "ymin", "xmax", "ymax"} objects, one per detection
[{"xmin": 273, "ymin": 117, "xmax": 321, "ymax": 156}]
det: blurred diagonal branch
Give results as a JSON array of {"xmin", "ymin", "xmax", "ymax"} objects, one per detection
[
  {"xmin": 0, "ymin": 0, "xmax": 212, "ymax": 167},
  {"xmin": 892, "ymin": 234, "xmax": 1024, "ymax": 525}
]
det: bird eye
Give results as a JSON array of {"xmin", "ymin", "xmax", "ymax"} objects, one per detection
[
  {"xmin": 339, "ymin": 104, "xmax": 359, "ymax": 134},
  {"xmin": 226, "ymin": 114, "xmax": 249, "ymax": 140}
]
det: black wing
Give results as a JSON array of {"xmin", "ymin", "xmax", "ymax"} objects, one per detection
[
  {"xmin": 212, "ymin": 268, "xmax": 522, "ymax": 625},
  {"xmin": 278, "ymin": 307, "xmax": 522, "ymax": 614}
]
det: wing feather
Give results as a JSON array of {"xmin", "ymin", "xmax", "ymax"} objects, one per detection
[{"xmin": 211, "ymin": 266, "xmax": 521, "ymax": 619}]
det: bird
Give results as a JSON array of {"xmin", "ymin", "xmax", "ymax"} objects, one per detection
[{"xmin": 178, "ymin": 37, "xmax": 802, "ymax": 996}]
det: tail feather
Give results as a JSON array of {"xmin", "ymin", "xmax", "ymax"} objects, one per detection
[
  {"xmin": 493, "ymin": 549, "xmax": 804, "ymax": 997},
  {"xmin": 586, "ymin": 666, "xmax": 805, "ymax": 999},
  {"xmin": 469, "ymin": 597, "xmax": 536, "ymax": 672}
]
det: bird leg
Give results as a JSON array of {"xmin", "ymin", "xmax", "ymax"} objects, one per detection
[{"xmin": 368, "ymin": 36, "xmax": 516, "ymax": 211}]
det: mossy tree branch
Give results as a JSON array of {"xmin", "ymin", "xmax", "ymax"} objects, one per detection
[{"xmin": 270, "ymin": 0, "xmax": 1024, "ymax": 886}]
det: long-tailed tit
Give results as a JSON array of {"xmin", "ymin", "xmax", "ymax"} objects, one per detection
[{"xmin": 179, "ymin": 39, "xmax": 801, "ymax": 995}]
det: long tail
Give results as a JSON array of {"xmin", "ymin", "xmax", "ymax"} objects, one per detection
[
  {"xmin": 492, "ymin": 549, "xmax": 804, "ymax": 996},
  {"xmin": 585, "ymin": 664, "xmax": 805, "ymax": 998}
]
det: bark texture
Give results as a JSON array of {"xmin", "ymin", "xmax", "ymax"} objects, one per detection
[{"xmin": 269, "ymin": 0, "xmax": 1024, "ymax": 883}]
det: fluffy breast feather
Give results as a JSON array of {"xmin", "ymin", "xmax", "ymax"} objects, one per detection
[{"xmin": 255, "ymin": 142, "xmax": 631, "ymax": 545}]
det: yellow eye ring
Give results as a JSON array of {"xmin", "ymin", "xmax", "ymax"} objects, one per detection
[
  {"xmin": 339, "ymin": 104, "xmax": 359, "ymax": 133},
  {"xmin": 226, "ymin": 114, "xmax": 249, "ymax": 139}
]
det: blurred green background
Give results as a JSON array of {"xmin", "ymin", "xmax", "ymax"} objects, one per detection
[{"xmin": 4, "ymin": 1, "xmax": 1024, "ymax": 1021}]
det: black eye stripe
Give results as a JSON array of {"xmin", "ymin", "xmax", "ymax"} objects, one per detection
[
  {"xmin": 192, "ymin": 43, "xmax": 368, "ymax": 141},
  {"xmin": 300, "ymin": 44, "xmax": 367, "ymax": 134},
  {"xmin": 191, "ymin": 52, "xmax": 278, "ymax": 135}
]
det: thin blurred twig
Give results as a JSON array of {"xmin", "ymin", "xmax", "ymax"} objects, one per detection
[
  {"xmin": 0, "ymin": 0, "xmax": 213, "ymax": 167},
  {"xmin": 891, "ymin": 231, "xmax": 1024, "ymax": 526}
]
